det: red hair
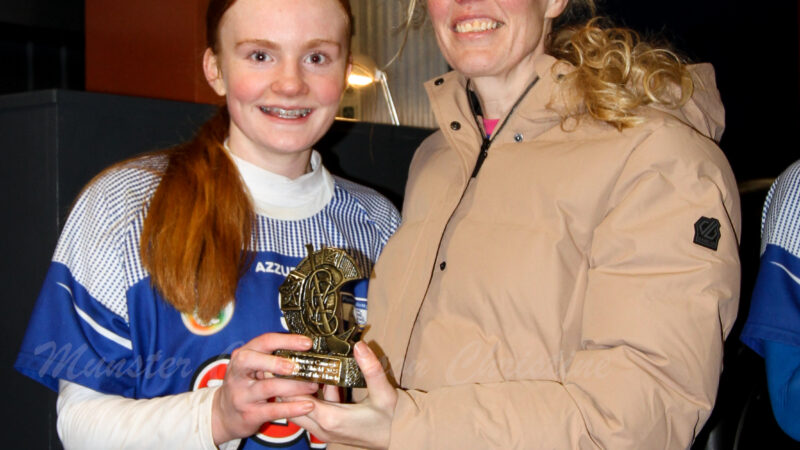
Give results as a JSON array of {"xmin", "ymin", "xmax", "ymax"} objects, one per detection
[{"xmin": 140, "ymin": 0, "xmax": 352, "ymax": 322}]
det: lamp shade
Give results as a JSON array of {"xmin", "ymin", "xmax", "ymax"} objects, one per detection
[
  {"xmin": 345, "ymin": 53, "xmax": 399, "ymax": 125},
  {"xmin": 348, "ymin": 53, "xmax": 378, "ymax": 87}
]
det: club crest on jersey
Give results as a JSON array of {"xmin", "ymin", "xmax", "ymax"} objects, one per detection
[
  {"xmin": 252, "ymin": 413, "xmax": 326, "ymax": 448},
  {"xmin": 181, "ymin": 302, "xmax": 234, "ymax": 336},
  {"xmin": 191, "ymin": 355, "xmax": 230, "ymax": 391}
]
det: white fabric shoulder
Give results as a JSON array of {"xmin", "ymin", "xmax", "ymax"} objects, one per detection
[
  {"xmin": 57, "ymin": 380, "xmax": 240, "ymax": 450},
  {"xmin": 53, "ymin": 157, "xmax": 165, "ymax": 322},
  {"xmin": 761, "ymin": 159, "xmax": 800, "ymax": 257}
]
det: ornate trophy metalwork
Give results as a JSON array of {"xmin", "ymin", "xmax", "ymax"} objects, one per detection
[{"xmin": 274, "ymin": 244, "xmax": 366, "ymax": 387}]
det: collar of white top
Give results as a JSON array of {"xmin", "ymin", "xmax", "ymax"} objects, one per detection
[{"xmin": 223, "ymin": 140, "xmax": 335, "ymax": 220}]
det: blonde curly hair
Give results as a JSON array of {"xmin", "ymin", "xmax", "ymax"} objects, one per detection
[{"xmin": 547, "ymin": 1, "xmax": 693, "ymax": 129}]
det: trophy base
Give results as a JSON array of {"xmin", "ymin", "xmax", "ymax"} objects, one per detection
[{"xmin": 274, "ymin": 350, "xmax": 366, "ymax": 388}]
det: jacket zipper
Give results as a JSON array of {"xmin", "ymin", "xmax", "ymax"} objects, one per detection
[{"xmin": 468, "ymin": 75, "xmax": 540, "ymax": 178}]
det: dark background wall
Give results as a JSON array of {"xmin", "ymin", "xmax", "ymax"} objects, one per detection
[
  {"xmin": 2, "ymin": 0, "xmax": 799, "ymax": 449},
  {"xmin": 0, "ymin": 0, "xmax": 84, "ymax": 94},
  {"xmin": 602, "ymin": 0, "xmax": 800, "ymax": 183}
]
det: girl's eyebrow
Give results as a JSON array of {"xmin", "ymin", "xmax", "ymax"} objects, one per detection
[
  {"xmin": 235, "ymin": 39, "xmax": 279, "ymax": 50},
  {"xmin": 235, "ymin": 38, "xmax": 341, "ymax": 51},
  {"xmin": 304, "ymin": 39, "xmax": 342, "ymax": 51}
]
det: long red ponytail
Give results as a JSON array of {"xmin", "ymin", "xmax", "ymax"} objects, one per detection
[{"xmin": 140, "ymin": 107, "xmax": 253, "ymax": 323}]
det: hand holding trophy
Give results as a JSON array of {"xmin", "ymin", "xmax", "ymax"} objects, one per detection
[{"xmin": 274, "ymin": 244, "xmax": 366, "ymax": 387}]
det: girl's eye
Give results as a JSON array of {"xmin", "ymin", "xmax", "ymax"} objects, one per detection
[
  {"xmin": 249, "ymin": 51, "xmax": 270, "ymax": 62},
  {"xmin": 305, "ymin": 53, "xmax": 328, "ymax": 65}
]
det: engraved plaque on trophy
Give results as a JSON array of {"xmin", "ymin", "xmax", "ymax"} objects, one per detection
[{"xmin": 274, "ymin": 244, "xmax": 366, "ymax": 387}]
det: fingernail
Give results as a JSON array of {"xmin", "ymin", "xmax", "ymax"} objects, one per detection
[
  {"xmin": 302, "ymin": 402, "xmax": 314, "ymax": 412},
  {"xmin": 354, "ymin": 341, "xmax": 366, "ymax": 356},
  {"xmin": 284, "ymin": 360, "xmax": 299, "ymax": 375}
]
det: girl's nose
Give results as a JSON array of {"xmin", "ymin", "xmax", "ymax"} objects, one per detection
[{"xmin": 271, "ymin": 63, "xmax": 309, "ymax": 96}]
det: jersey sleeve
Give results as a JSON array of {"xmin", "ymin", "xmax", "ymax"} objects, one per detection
[
  {"xmin": 331, "ymin": 176, "xmax": 401, "ymax": 254},
  {"xmin": 15, "ymin": 167, "xmax": 151, "ymax": 397},
  {"xmin": 57, "ymin": 380, "xmax": 225, "ymax": 449},
  {"xmin": 741, "ymin": 160, "xmax": 800, "ymax": 355},
  {"xmin": 763, "ymin": 341, "xmax": 800, "ymax": 441}
]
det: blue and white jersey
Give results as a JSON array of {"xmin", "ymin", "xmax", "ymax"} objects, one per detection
[
  {"xmin": 741, "ymin": 160, "xmax": 800, "ymax": 356},
  {"xmin": 15, "ymin": 155, "xmax": 400, "ymax": 449}
]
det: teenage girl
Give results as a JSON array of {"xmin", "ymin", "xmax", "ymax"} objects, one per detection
[{"xmin": 15, "ymin": 0, "xmax": 399, "ymax": 448}]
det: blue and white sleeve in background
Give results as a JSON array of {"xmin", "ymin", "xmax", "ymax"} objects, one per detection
[{"xmin": 741, "ymin": 159, "xmax": 800, "ymax": 440}]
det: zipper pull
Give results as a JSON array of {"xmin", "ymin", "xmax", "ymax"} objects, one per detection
[{"xmin": 471, "ymin": 137, "xmax": 491, "ymax": 178}]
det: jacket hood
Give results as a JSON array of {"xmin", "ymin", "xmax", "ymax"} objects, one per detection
[
  {"xmin": 547, "ymin": 55, "xmax": 726, "ymax": 143},
  {"xmin": 654, "ymin": 63, "xmax": 725, "ymax": 143}
]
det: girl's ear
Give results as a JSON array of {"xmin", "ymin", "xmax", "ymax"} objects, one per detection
[
  {"xmin": 545, "ymin": 0, "xmax": 569, "ymax": 19},
  {"xmin": 203, "ymin": 48, "xmax": 227, "ymax": 96},
  {"xmin": 345, "ymin": 54, "xmax": 353, "ymax": 88}
]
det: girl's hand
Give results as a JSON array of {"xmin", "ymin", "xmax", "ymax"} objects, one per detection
[
  {"xmin": 211, "ymin": 333, "xmax": 319, "ymax": 444},
  {"xmin": 287, "ymin": 341, "xmax": 397, "ymax": 449}
]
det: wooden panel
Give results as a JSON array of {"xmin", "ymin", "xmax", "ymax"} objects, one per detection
[{"xmin": 85, "ymin": 0, "xmax": 220, "ymax": 104}]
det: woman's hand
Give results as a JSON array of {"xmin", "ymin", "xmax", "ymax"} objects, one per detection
[
  {"xmin": 288, "ymin": 341, "xmax": 397, "ymax": 449},
  {"xmin": 211, "ymin": 333, "xmax": 319, "ymax": 444}
]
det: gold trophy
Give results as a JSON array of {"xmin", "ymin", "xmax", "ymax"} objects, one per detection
[{"xmin": 274, "ymin": 244, "xmax": 366, "ymax": 387}]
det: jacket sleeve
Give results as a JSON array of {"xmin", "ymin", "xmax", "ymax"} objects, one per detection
[
  {"xmin": 388, "ymin": 123, "xmax": 741, "ymax": 449},
  {"xmin": 57, "ymin": 380, "xmax": 241, "ymax": 449}
]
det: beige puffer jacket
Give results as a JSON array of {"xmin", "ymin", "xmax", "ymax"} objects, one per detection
[{"xmin": 365, "ymin": 54, "xmax": 740, "ymax": 449}]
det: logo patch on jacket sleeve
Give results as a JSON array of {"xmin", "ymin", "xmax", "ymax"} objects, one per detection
[{"xmin": 694, "ymin": 217, "xmax": 721, "ymax": 250}]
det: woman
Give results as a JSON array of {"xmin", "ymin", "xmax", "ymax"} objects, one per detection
[
  {"xmin": 290, "ymin": 0, "xmax": 741, "ymax": 448},
  {"xmin": 14, "ymin": 0, "xmax": 400, "ymax": 448}
]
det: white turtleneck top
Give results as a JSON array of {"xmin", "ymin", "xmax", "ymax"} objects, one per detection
[{"xmin": 225, "ymin": 145, "xmax": 334, "ymax": 220}]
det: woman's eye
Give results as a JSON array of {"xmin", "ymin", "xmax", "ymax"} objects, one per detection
[
  {"xmin": 305, "ymin": 53, "xmax": 328, "ymax": 65},
  {"xmin": 249, "ymin": 51, "xmax": 270, "ymax": 62}
]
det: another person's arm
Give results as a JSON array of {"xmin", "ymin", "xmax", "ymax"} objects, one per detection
[
  {"xmin": 741, "ymin": 160, "xmax": 800, "ymax": 441},
  {"xmin": 764, "ymin": 341, "xmax": 800, "ymax": 440}
]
